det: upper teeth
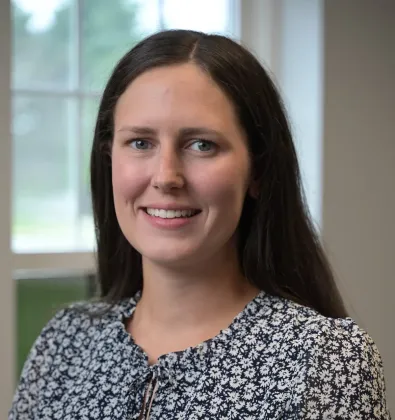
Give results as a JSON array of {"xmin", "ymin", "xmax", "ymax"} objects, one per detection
[{"xmin": 146, "ymin": 208, "xmax": 197, "ymax": 218}]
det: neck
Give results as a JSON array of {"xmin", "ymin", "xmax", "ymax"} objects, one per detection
[{"xmin": 135, "ymin": 246, "xmax": 259, "ymax": 333}]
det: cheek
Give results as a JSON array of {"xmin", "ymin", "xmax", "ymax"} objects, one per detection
[
  {"xmin": 112, "ymin": 154, "xmax": 147, "ymax": 204},
  {"xmin": 193, "ymin": 159, "xmax": 250, "ymax": 214}
]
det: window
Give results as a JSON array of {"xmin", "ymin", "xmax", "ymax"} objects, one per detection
[
  {"xmin": 11, "ymin": 0, "xmax": 237, "ymax": 382},
  {"xmin": 12, "ymin": 0, "xmax": 236, "ymax": 254}
]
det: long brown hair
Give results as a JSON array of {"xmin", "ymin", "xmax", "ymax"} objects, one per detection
[{"xmin": 90, "ymin": 30, "xmax": 348, "ymax": 318}]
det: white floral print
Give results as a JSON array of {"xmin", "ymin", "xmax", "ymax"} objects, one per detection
[{"xmin": 9, "ymin": 291, "xmax": 391, "ymax": 419}]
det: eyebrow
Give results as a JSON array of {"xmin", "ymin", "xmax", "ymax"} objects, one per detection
[{"xmin": 116, "ymin": 126, "xmax": 224, "ymax": 138}]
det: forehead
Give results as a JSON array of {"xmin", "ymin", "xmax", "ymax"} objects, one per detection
[{"xmin": 114, "ymin": 63, "xmax": 239, "ymax": 130}]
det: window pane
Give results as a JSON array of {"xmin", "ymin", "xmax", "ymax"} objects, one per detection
[
  {"xmin": 82, "ymin": 0, "xmax": 150, "ymax": 93},
  {"xmin": 12, "ymin": 95, "xmax": 78, "ymax": 252},
  {"xmin": 12, "ymin": 0, "xmax": 74, "ymax": 90},
  {"xmin": 12, "ymin": 0, "xmax": 237, "ymax": 253},
  {"xmin": 76, "ymin": 97, "xmax": 101, "ymax": 246},
  {"xmin": 16, "ymin": 275, "xmax": 91, "ymax": 376},
  {"xmin": 81, "ymin": 0, "xmax": 235, "ymax": 93},
  {"xmin": 162, "ymin": 0, "xmax": 233, "ymax": 34}
]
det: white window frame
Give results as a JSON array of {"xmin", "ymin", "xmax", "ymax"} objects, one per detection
[
  {"xmin": 12, "ymin": 0, "xmax": 102, "ymax": 259},
  {"xmin": 0, "ymin": 0, "xmax": 14, "ymax": 415},
  {"xmin": 11, "ymin": 0, "xmax": 242, "ymax": 272}
]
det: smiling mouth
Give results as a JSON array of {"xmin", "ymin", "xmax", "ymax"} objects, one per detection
[{"xmin": 144, "ymin": 208, "xmax": 201, "ymax": 219}]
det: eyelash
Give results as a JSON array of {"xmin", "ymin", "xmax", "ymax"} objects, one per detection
[{"xmin": 128, "ymin": 139, "xmax": 217, "ymax": 153}]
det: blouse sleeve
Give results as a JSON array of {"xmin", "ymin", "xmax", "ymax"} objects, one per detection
[
  {"xmin": 8, "ymin": 309, "xmax": 67, "ymax": 420},
  {"xmin": 286, "ymin": 317, "xmax": 391, "ymax": 419}
]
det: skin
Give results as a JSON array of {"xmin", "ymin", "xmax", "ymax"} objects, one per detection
[{"xmin": 112, "ymin": 63, "xmax": 259, "ymax": 363}]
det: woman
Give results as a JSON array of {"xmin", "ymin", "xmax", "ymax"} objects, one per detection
[{"xmin": 10, "ymin": 30, "xmax": 390, "ymax": 419}]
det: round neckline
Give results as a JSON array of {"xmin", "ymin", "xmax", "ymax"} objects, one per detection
[{"xmin": 112, "ymin": 289, "xmax": 268, "ymax": 374}]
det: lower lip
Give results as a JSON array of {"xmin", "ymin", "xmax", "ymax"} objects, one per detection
[{"xmin": 141, "ymin": 210, "xmax": 200, "ymax": 229}]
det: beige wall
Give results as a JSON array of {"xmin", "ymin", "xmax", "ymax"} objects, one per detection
[
  {"xmin": 0, "ymin": 0, "xmax": 15, "ymax": 417},
  {"xmin": 323, "ymin": 0, "xmax": 395, "ymax": 411}
]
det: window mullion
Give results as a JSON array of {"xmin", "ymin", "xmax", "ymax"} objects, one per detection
[{"xmin": 13, "ymin": 252, "xmax": 95, "ymax": 273}]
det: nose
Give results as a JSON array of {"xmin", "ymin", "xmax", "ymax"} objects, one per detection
[{"xmin": 151, "ymin": 149, "xmax": 185, "ymax": 192}]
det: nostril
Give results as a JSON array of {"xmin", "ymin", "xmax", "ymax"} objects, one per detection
[{"xmin": 151, "ymin": 173, "xmax": 185, "ymax": 190}]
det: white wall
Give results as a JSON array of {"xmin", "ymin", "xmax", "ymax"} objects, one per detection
[
  {"xmin": 275, "ymin": 0, "xmax": 323, "ymax": 226},
  {"xmin": 323, "ymin": 0, "xmax": 395, "ymax": 411},
  {"xmin": 242, "ymin": 0, "xmax": 324, "ymax": 225},
  {"xmin": 0, "ymin": 0, "xmax": 15, "ymax": 417}
]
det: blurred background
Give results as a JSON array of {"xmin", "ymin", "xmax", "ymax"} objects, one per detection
[{"xmin": 0, "ymin": 0, "xmax": 394, "ymax": 415}]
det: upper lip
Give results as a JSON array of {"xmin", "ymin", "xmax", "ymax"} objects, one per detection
[{"xmin": 142, "ymin": 204, "xmax": 200, "ymax": 211}]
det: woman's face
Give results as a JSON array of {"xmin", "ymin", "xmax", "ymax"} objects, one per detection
[{"xmin": 112, "ymin": 63, "xmax": 251, "ymax": 268}]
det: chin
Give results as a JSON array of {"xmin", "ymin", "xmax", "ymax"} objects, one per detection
[
  {"xmin": 147, "ymin": 252, "xmax": 195, "ymax": 266},
  {"xmin": 141, "ymin": 246, "xmax": 203, "ymax": 268}
]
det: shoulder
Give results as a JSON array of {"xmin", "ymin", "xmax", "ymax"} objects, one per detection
[
  {"xmin": 257, "ymin": 294, "xmax": 390, "ymax": 418},
  {"xmin": 240, "ymin": 292, "xmax": 383, "ymax": 375},
  {"xmin": 253, "ymin": 293, "xmax": 386, "ymax": 390},
  {"xmin": 24, "ymin": 297, "xmax": 136, "ymax": 362},
  {"xmin": 259, "ymin": 293, "xmax": 378, "ymax": 353},
  {"xmin": 289, "ymin": 302, "xmax": 384, "ymax": 380},
  {"xmin": 10, "ymin": 299, "xmax": 135, "ymax": 419},
  {"xmin": 14, "ymin": 298, "xmax": 135, "ymax": 389}
]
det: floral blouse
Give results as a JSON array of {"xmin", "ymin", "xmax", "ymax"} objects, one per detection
[{"xmin": 10, "ymin": 291, "xmax": 391, "ymax": 419}]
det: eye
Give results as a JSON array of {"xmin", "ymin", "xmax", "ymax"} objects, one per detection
[
  {"xmin": 129, "ymin": 139, "xmax": 152, "ymax": 150},
  {"xmin": 188, "ymin": 140, "xmax": 216, "ymax": 153}
]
